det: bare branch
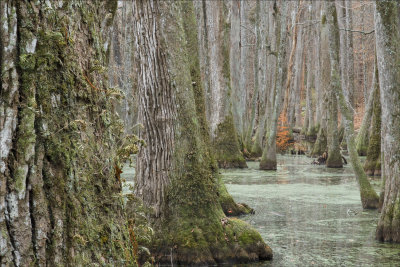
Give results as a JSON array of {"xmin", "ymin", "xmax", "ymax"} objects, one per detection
[{"xmin": 339, "ymin": 28, "xmax": 375, "ymax": 35}]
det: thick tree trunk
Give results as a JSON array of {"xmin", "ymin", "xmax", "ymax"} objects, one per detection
[
  {"xmin": 198, "ymin": 0, "xmax": 247, "ymax": 168},
  {"xmin": 327, "ymin": 0, "xmax": 379, "ymax": 208},
  {"xmin": 260, "ymin": 1, "xmax": 289, "ymax": 170},
  {"xmin": 0, "ymin": 1, "xmax": 137, "ymax": 266},
  {"xmin": 375, "ymin": 1, "xmax": 400, "ymax": 243},
  {"xmin": 193, "ymin": 1, "xmax": 246, "ymax": 168},
  {"xmin": 134, "ymin": 1, "xmax": 272, "ymax": 264}
]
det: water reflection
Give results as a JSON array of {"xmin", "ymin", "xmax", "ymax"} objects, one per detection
[{"xmin": 223, "ymin": 155, "xmax": 400, "ymax": 266}]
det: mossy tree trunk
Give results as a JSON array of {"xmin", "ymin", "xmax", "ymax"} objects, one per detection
[
  {"xmin": 326, "ymin": 0, "xmax": 379, "ymax": 209},
  {"xmin": 356, "ymin": 66, "xmax": 375, "ymax": 156},
  {"xmin": 324, "ymin": 3, "xmax": 343, "ymax": 169},
  {"xmin": 0, "ymin": 1, "xmax": 136, "ymax": 265},
  {"xmin": 375, "ymin": 0, "xmax": 400, "ymax": 242},
  {"xmin": 195, "ymin": 0, "xmax": 246, "ymax": 169},
  {"xmin": 260, "ymin": 1, "xmax": 289, "ymax": 171},
  {"xmin": 364, "ymin": 64, "xmax": 381, "ymax": 176},
  {"xmin": 183, "ymin": 0, "xmax": 253, "ymax": 219},
  {"xmin": 133, "ymin": 1, "xmax": 272, "ymax": 264}
]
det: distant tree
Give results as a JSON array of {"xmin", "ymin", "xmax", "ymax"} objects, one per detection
[
  {"xmin": 326, "ymin": 0, "xmax": 378, "ymax": 208},
  {"xmin": 260, "ymin": 1, "xmax": 289, "ymax": 170}
]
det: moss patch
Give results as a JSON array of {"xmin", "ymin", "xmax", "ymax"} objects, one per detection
[{"xmin": 213, "ymin": 115, "xmax": 247, "ymax": 169}]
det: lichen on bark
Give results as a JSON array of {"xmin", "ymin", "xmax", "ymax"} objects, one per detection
[{"xmin": 1, "ymin": 1, "xmax": 140, "ymax": 265}]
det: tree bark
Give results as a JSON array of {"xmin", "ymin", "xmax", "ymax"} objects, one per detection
[
  {"xmin": 364, "ymin": 64, "xmax": 381, "ymax": 176},
  {"xmin": 375, "ymin": 0, "xmax": 400, "ymax": 242},
  {"xmin": 324, "ymin": 4, "xmax": 343, "ymax": 168},
  {"xmin": 198, "ymin": 0, "xmax": 247, "ymax": 168},
  {"xmin": 260, "ymin": 1, "xmax": 289, "ymax": 170},
  {"xmin": 134, "ymin": 1, "xmax": 272, "ymax": 263},
  {"xmin": 356, "ymin": 65, "xmax": 375, "ymax": 156},
  {"xmin": 312, "ymin": 2, "xmax": 329, "ymax": 157},
  {"xmin": 0, "ymin": 1, "xmax": 137, "ymax": 265},
  {"xmin": 327, "ymin": 0, "xmax": 379, "ymax": 209}
]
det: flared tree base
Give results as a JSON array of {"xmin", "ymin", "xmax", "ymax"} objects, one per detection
[
  {"xmin": 259, "ymin": 159, "xmax": 277, "ymax": 170},
  {"xmin": 152, "ymin": 209, "xmax": 272, "ymax": 265},
  {"xmin": 376, "ymin": 200, "xmax": 400, "ymax": 242},
  {"xmin": 218, "ymin": 177, "xmax": 254, "ymax": 216}
]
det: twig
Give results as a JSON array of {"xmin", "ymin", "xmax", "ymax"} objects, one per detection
[
  {"xmin": 339, "ymin": 28, "xmax": 375, "ymax": 35},
  {"xmin": 83, "ymin": 74, "xmax": 100, "ymax": 91}
]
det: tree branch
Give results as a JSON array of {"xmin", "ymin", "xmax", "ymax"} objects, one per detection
[{"xmin": 339, "ymin": 28, "xmax": 375, "ymax": 35}]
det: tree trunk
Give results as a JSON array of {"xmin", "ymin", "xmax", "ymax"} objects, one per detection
[
  {"xmin": 0, "ymin": 1, "xmax": 138, "ymax": 265},
  {"xmin": 183, "ymin": 0, "xmax": 252, "ymax": 218},
  {"xmin": 364, "ymin": 65, "xmax": 381, "ymax": 176},
  {"xmin": 196, "ymin": 0, "xmax": 246, "ymax": 168},
  {"xmin": 375, "ymin": 0, "xmax": 400, "ymax": 243},
  {"xmin": 327, "ymin": 0, "xmax": 379, "ymax": 208},
  {"xmin": 323, "ymin": 2, "xmax": 343, "ymax": 168},
  {"xmin": 356, "ymin": 65, "xmax": 375, "ymax": 156},
  {"xmin": 312, "ymin": 2, "xmax": 329, "ymax": 157},
  {"xmin": 260, "ymin": 1, "xmax": 289, "ymax": 170},
  {"xmin": 134, "ymin": 1, "xmax": 272, "ymax": 263}
]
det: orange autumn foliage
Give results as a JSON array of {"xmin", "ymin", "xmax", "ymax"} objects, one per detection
[{"xmin": 276, "ymin": 112, "xmax": 291, "ymax": 152}]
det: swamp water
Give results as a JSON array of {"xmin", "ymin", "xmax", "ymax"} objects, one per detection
[{"xmin": 122, "ymin": 155, "xmax": 400, "ymax": 266}]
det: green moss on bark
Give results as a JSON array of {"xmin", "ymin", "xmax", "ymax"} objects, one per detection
[
  {"xmin": 311, "ymin": 125, "xmax": 327, "ymax": 157},
  {"xmin": 10, "ymin": 2, "xmax": 139, "ymax": 265},
  {"xmin": 135, "ymin": 2, "xmax": 271, "ymax": 265},
  {"xmin": 214, "ymin": 115, "xmax": 247, "ymax": 169},
  {"xmin": 250, "ymin": 129, "xmax": 263, "ymax": 158},
  {"xmin": 364, "ymin": 79, "xmax": 381, "ymax": 176},
  {"xmin": 153, "ymin": 208, "xmax": 272, "ymax": 265}
]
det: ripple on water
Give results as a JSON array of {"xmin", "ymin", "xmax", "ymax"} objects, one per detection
[{"xmin": 223, "ymin": 155, "xmax": 400, "ymax": 267}]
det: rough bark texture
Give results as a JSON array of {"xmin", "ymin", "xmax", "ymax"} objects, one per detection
[
  {"xmin": 134, "ymin": 1, "xmax": 272, "ymax": 264},
  {"xmin": 375, "ymin": 1, "xmax": 400, "ymax": 243},
  {"xmin": 0, "ymin": 1, "xmax": 138, "ymax": 266}
]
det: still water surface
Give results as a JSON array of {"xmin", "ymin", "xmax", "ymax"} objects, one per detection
[
  {"xmin": 223, "ymin": 155, "xmax": 400, "ymax": 266},
  {"xmin": 122, "ymin": 155, "xmax": 400, "ymax": 266}
]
